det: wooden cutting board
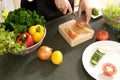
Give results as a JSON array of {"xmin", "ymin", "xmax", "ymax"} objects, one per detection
[{"xmin": 59, "ymin": 19, "xmax": 94, "ymax": 47}]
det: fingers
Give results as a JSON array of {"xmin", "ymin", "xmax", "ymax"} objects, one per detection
[
  {"xmin": 77, "ymin": 0, "xmax": 92, "ymax": 23},
  {"xmin": 78, "ymin": 7, "xmax": 82, "ymax": 17},
  {"xmin": 55, "ymin": 0, "xmax": 73, "ymax": 15},
  {"xmin": 59, "ymin": 4, "xmax": 73, "ymax": 15},
  {"xmin": 85, "ymin": 7, "xmax": 92, "ymax": 23},
  {"xmin": 67, "ymin": 6, "xmax": 73, "ymax": 15},
  {"xmin": 63, "ymin": 8, "xmax": 68, "ymax": 14},
  {"xmin": 78, "ymin": 6, "xmax": 91, "ymax": 23}
]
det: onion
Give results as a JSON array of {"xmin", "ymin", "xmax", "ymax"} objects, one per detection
[{"xmin": 37, "ymin": 46, "xmax": 52, "ymax": 60}]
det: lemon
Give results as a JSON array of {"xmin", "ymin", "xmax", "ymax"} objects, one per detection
[{"xmin": 51, "ymin": 50, "xmax": 63, "ymax": 65}]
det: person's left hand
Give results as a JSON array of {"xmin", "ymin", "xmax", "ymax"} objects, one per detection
[
  {"xmin": 78, "ymin": 0, "xmax": 92, "ymax": 23},
  {"xmin": 54, "ymin": 0, "xmax": 73, "ymax": 15}
]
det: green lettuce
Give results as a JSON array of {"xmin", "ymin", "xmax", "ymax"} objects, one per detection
[{"xmin": 103, "ymin": 3, "xmax": 120, "ymax": 30}]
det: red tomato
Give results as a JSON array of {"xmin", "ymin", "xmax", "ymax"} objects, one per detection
[
  {"xmin": 76, "ymin": 21, "xmax": 85, "ymax": 28},
  {"xmin": 67, "ymin": 29, "xmax": 77, "ymax": 39},
  {"xmin": 64, "ymin": 20, "xmax": 70, "ymax": 22},
  {"xmin": 81, "ymin": 16, "xmax": 87, "ymax": 22},
  {"xmin": 96, "ymin": 30, "xmax": 109, "ymax": 40},
  {"xmin": 102, "ymin": 63, "xmax": 117, "ymax": 76}
]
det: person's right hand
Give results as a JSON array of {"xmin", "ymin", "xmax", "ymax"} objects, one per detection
[
  {"xmin": 78, "ymin": 0, "xmax": 92, "ymax": 23},
  {"xmin": 54, "ymin": 0, "xmax": 73, "ymax": 15}
]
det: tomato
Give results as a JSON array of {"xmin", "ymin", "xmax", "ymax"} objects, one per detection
[
  {"xmin": 81, "ymin": 16, "xmax": 87, "ymax": 22},
  {"xmin": 102, "ymin": 63, "xmax": 117, "ymax": 76},
  {"xmin": 96, "ymin": 30, "xmax": 109, "ymax": 40},
  {"xmin": 76, "ymin": 21, "xmax": 85, "ymax": 28},
  {"xmin": 67, "ymin": 29, "xmax": 77, "ymax": 39},
  {"xmin": 64, "ymin": 20, "xmax": 70, "ymax": 22}
]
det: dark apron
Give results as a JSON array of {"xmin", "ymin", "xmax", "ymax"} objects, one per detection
[{"xmin": 21, "ymin": 0, "xmax": 74, "ymax": 21}]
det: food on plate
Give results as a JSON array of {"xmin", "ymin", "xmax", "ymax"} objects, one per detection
[
  {"xmin": 29, "ymin": 24, "xmax": 45, "ymax": 43},
  {"xmin": 67, "ymin": 28, "xmax": 77, "ymax": 39},
  {"xmin": 51, "ymin": 50, "xmax": 63, "ymax": 65},
  {"xmin": 90, "ymin": 49, "xmax": 105, "ymax": 65},
  {"xmin": 16, "ymin": 32, "xmax": 34, "ymax": 47},
  {"xmin": 102, "ymin": 63, "xmax": 117, "ymax": 76},
  {"xmin": 76, "ymin": 21, "xmax": 86, "ymax": 28},
  {"xmin": 37, "ymin": 46, "xmax": 52, "ymax": 60},
  {"xmin": 92, "ymin": 8, "xmax": 99, "ymax": 16},
  {"xmin": 96, "ymin": 30, "xmax": 109, "ymax": 41}
]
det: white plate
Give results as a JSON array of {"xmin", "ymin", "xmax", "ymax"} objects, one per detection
[
  {"xmin": 91, "ymin": 9, "xmax": 102, "ymax": 19},
  {"xmin": 82, "ymin": 40, "xmax": 120, "ymax": 80}
]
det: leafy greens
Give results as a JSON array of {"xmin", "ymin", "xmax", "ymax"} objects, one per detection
[
  {"xmin": 0, "ymin": 28, "xmax": 26, "ymax": 55},
  {"xmin": 103, "ymin": 3, "xmax": 120, "ymax": 30},
  {"xmin": 2, "ymin": 8, "xmax": 46, "ymax": 34}
]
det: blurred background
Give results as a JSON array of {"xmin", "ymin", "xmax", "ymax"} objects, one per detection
[{"xmin": 2, "ymin": 0, "xmax": 108, "ymax": 12}]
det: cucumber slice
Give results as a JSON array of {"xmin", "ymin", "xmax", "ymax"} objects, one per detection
[
  {"xmin": 90, "ymin": 49, "xmax": 105, "ymax": 65},
  {"xmin": 91, "ymin": 60, "xmax": 98, "ymax": 65}
]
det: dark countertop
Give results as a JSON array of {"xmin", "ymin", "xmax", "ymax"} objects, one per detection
[{"xmin": 0, "ymin": 15, "xmax": 119, "ymax": 80}]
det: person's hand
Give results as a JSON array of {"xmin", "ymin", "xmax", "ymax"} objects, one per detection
[
  {"xmin": 54, "ymin": 0, "xmax": 73, "ymax": 15},
  {"xmin": 78, "ymin": 0, "xmax": 92, "ymax": 23},
  {"xmin": 13, "ymin": 0, "xmax": 21, "ymax": 9}
]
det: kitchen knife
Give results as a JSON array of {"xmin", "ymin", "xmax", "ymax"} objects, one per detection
[
  {"xmin": 70, "ymin": 13, "xmax": 83, "ymax": 22},
  {"xmin": 69, "ymin": 12, "xmax": 92, "ymax": 29}
]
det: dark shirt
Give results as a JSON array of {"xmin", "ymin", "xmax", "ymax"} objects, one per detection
[{"xmin": 21, "ymin": 0, "xmax": 74, "ymax": 21}]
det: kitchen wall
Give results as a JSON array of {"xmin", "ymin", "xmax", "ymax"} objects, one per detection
[
  {"xmin": 74, "ymin": 0, "xmax": 80, "ymax": 7},
  {"xmin": 3, "ymin": 0, "xmax": 15, "ymax": 12}
]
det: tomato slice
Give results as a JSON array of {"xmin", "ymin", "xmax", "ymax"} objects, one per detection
[
  {"xmin": 81, "ymin": 16, "xmax": 87, "ymax": 22},
  {"xmin": 76, "ymin": 21, "xmax": 85, "ymax": 28},
  {"xmin": 67, "ymin": 29, "xmax": 77, "ymax": 39},
  {"xmin": 64, "ymin": 20, "xmax": 70, "ymax": 22},
  {"xmin": 102, "ymin": 63, "xmax": 117, "ymax": 76}
]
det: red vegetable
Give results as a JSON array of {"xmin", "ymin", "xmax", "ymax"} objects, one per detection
[
  {"xmin": 37, "ymin": 46, "xmax": 52, "ymax": 60},
  {"xmin": 96, "ymin": 30, "xmax": 109, "ymax": 40},
  {"xmin": 81, "ymin": 16, "xmax": 87, "ymax": 22},
  {"xmin": 76, "ymin": 21, "xmax": 85, "ymax": 28},
  {"xmin": 67, "ymin": 29, "xmax": 77, "ymax": 39},
  {"xmin": 102, "ymin": 63, "xmax": 117, "ymax": 76},
  {"xmin": 64, "ymin": 20, "xmax": 70, "ymax": 22},
  {"xmin": 16, "ymin": 32, "xmax": 34, "ymax": 47}
]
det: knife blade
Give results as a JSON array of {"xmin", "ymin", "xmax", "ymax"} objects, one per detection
[
  {"xmin": 70, "ymin": 13, "xmax": 83, "ymax": 22},
  {"xmin": 69, "ymin": 13, "xmax": 92, "ymax": 29}
]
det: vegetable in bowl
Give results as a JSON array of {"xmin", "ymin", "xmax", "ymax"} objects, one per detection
[
  {"xmin": 0, "ymin": 27, "xmax": 26, "ymax": 55},
  {"xmin": 102, "ymin": 3, "xmax": 120, "ymax": 30},
  {"xmin": 11, "ymin": 26, "xmax": 46, "ymax": 55},
  {"xmin": 2, "ymin": 8, "xmax": 46, "ymax": 34},
  {"xmin": 0, "ymin": 8, "xmax": 46, "ymax": 55}
]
